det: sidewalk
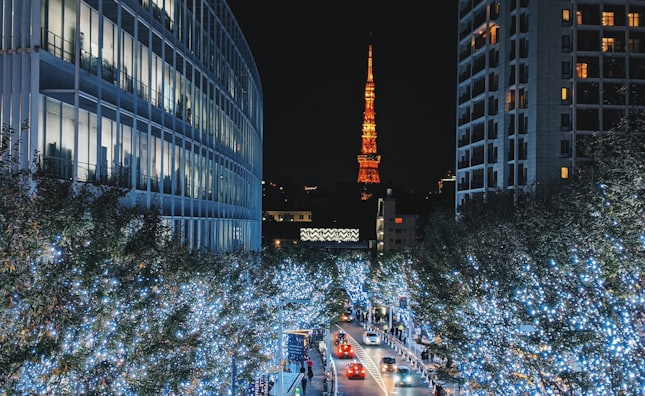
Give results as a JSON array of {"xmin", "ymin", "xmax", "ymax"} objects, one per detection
[{"xmin": 301, "ymin": 345, "xmax": 327, "ymax": 396}]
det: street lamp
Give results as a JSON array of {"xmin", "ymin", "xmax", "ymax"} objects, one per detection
[{"xmin": 278, "ymin": 298, "xmax": 310, "ymax": 396}]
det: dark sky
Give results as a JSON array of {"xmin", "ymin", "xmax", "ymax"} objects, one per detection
[{"xmin": 228, "ymin": 1, "xmax": 457, "ymax": 192}]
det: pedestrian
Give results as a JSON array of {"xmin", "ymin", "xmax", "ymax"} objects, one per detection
[
  {"xmin": 301, "ymin": 376, "xmax": 308, "ymax": 395},
  {"xmin": 299, "ymin": 363, "xmax": 306, "ymax": 375},
  {"xmin": 307, "ymin": 366, "xmax": 314, "ymax": 383},
  {"xmin": 307, "ymin": 357, "xmax": 313, "ymax": 370},
  {"xmin": 383, "ymin": 324, "xmax": 389, "ymax": 333}
]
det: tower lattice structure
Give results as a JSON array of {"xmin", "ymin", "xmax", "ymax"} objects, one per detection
[{"xmin": 356, "ymin": 44, "xmax": 381, "ymax": 200}]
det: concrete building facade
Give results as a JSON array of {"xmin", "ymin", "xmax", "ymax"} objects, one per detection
[
  {"xmin": 456, "ymin": 0, "xmax": 645, "ymax": 208},
  {"xmin": 376, "ymin": 189, "xmax": 418, "ymax": 253}
]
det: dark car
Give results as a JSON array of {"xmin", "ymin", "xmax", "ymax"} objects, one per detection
[
  {"xmin": 380, "ymin": 356, "xmax": 397, "ymax": 373},
  {"xmin": 334, "ymin": 331, "xmax": 348, "ymax": 346},
  {"xmin": 345, "ymin": 362, "xmax": 366, "ymax": 380},
  {"xmin": 336, "ymin": 343, "xmax": 355, "ymax": 359},
  {"xmin": 394, "ymin": 365, "xmax": 413, "ymax": 386}
]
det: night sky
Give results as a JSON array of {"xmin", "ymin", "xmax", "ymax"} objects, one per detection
[{"xmin": 228, "ymin": 1, "xmax": 458, "ymax": 193}]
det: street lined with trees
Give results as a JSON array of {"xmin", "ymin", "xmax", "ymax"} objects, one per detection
[{"xmin": 2, "ymin": 125, "xmax": 643, "ymax": 394}]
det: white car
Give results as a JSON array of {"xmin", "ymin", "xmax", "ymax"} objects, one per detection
[{"xmin": 362, "ymin": 330, "xmax": 381, "ymax": 345}]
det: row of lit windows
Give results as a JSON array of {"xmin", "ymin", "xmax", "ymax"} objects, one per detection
[
  {"xmin": 455, "ymin": 3, "xmax": 645, "ymax": 200},
  {"xmin": 173, "ymin": 217, "xmax": 250, "ymax": 252},
  {"xmin": 563, "ymin": 9, "xmax": 641, "ymax": 27},
  {"xmin": 39, "ymin": 96, "xmax": 249, "ymax": 207},
  {"xmin": 44, "ymin": 0, "xmax": 260, "ymax": 169}
]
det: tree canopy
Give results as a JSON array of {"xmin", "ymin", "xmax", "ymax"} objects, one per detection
[{"xmin": 2, "ymin": 124, "xmax": 643, "ymax": 395}]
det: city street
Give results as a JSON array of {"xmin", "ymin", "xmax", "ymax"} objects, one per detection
[{"xmin": 332, "ymin": 322, "xmax": 434, "ymax": 396}]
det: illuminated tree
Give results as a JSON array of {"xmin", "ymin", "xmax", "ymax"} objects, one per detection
[
  {"xmin": 0, "ymin": 126, "xmax": 341, "ymax": 394},
  {"xmin": 410, "ymin": 130, "xmax": 645, "ymax": 394}
]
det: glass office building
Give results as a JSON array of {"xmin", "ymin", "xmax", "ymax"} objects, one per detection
[{"xmin": 0, "ymin": 0, "xmax": 263, "ymax": 252}]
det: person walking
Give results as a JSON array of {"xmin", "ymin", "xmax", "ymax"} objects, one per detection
[
  {"xmin": 307, "ymin": 366, "xmax": 314, "ymax": 383},
  {"xmin": 301, "ymin": 376, "xmax": 308, "ymax": 395},
  {"xmin": 306, "ymin": 357, "xmax": 313, "ymax": 370},
  {"xmin": 306, "ymin": 356, "xmax": 314, "ymax": 383}
]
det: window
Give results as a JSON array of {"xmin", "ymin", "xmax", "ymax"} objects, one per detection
[
  {"xmin": 577, "ymin": 11, "xmax": 583, "ymax": 25},
  {"xmin": 520, "ymin": 13, "xmax": 529, "ymax": 33},
  {"xmin": 490, "ymin": 26, "xmax": 498, "ymax": 44},
  {"xmin": 520, "ymin": 39, "xmax": 529, "ymax": 58},
  {"xmin": 562, "ymin": 35, "xmax": 571, "ymax": 52},
  {"xmin": 576, "ymin": 62, "xmax": 588, "ymax": 78},
  {"xmin": 519, "ymin": 89, "xmax": 528, "ymax": 109},
  {"xmin": 562, "ymin": 9, "xmax": 571, "ymax": 25},
  {"xmin": 560, "ymin": 140, "xmax": 570, "ymax": 156},
  {"xmin": 561, "ymin": 87, "xmax": 570, "ymax": 103},
  {"xmin": 628, "ymin": 12, "xmax": 640, "ymax": 27},
  {"xmin": 561, "ymin": 114, "xmax": 571, "ymax": 131},
  {"xmin": 562, "ymin": 61, "xmax": 571, "ymax": 78},
  {"xmin": 602, "ymin": 12, "xmax": 615, "ymax": 26},
  {"xmin": 628, "ymin": 38, "xmax": 641, "ymax": 53},
  {"xmin": 561, "ymin": 167, "xmax": 569, "ymax": 179},
  {"xmin": 602, "ymin": 37, "xmax": 615, "ymax": 52}
]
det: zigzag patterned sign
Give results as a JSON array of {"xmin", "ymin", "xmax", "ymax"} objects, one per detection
[{"xmin": 300, "ymin": 228, "xmax": 360, "ymax": 242}]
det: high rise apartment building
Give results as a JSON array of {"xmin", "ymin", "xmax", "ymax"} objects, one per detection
[
  {"xmin": 0, "ymin": 0, "xmax": 263, "ymax": 252},
  {"xmin": 456, "ymin": 0, "xmax": 645, "ymax": 208}
]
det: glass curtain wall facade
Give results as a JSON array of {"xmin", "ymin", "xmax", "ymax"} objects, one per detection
[
  {"xmin": 455, "ymin": 0, "xmax": 645, "ymax": 210},
  {"xmin": 0, "ymin": 0, "xmax": 263, "ymax": 252}
]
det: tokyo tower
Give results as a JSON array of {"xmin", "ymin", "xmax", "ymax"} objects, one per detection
[{"xmin": 356, "ymin": 44, "xmax": 381, "ymax": 200}]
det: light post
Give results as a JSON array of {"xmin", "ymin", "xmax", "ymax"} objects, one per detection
[
  {"xmin": 278, "ymin": 298, "xmax": 310, "ymax": 396},
  {"xmin": 324, "ymin": 324, "xmax": 331, "ymax": 374}
]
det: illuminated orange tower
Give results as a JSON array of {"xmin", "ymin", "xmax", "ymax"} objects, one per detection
[{"xmin": 356, "ymin": 44, "xmax": 381, "ymax": 200}]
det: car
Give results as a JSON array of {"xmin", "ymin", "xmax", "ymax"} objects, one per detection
[
  {"xmin": 336, "ymin": 343, "xmax": 355, "ymax": 359},
  {"xmin": 394, "ymin": 365, "xmax": 413, "ymax": 386},
  {"xmin": 380, "ymin": 356, "xmax": 397, "ymax": 373},
  {"xmin": 362, "ymin": 330, "xmax": 381, "ymax": 346},
  {"xmin": 339, "ymin": 309, "xmax": 354, "ymax": 322},
  {"xmin": 345, "ymin": 362, "xmax": 366, "ymax": 380},
  {"xmin": 334, "ymin": 330, "xmax": 348, "ymax": 346}
]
